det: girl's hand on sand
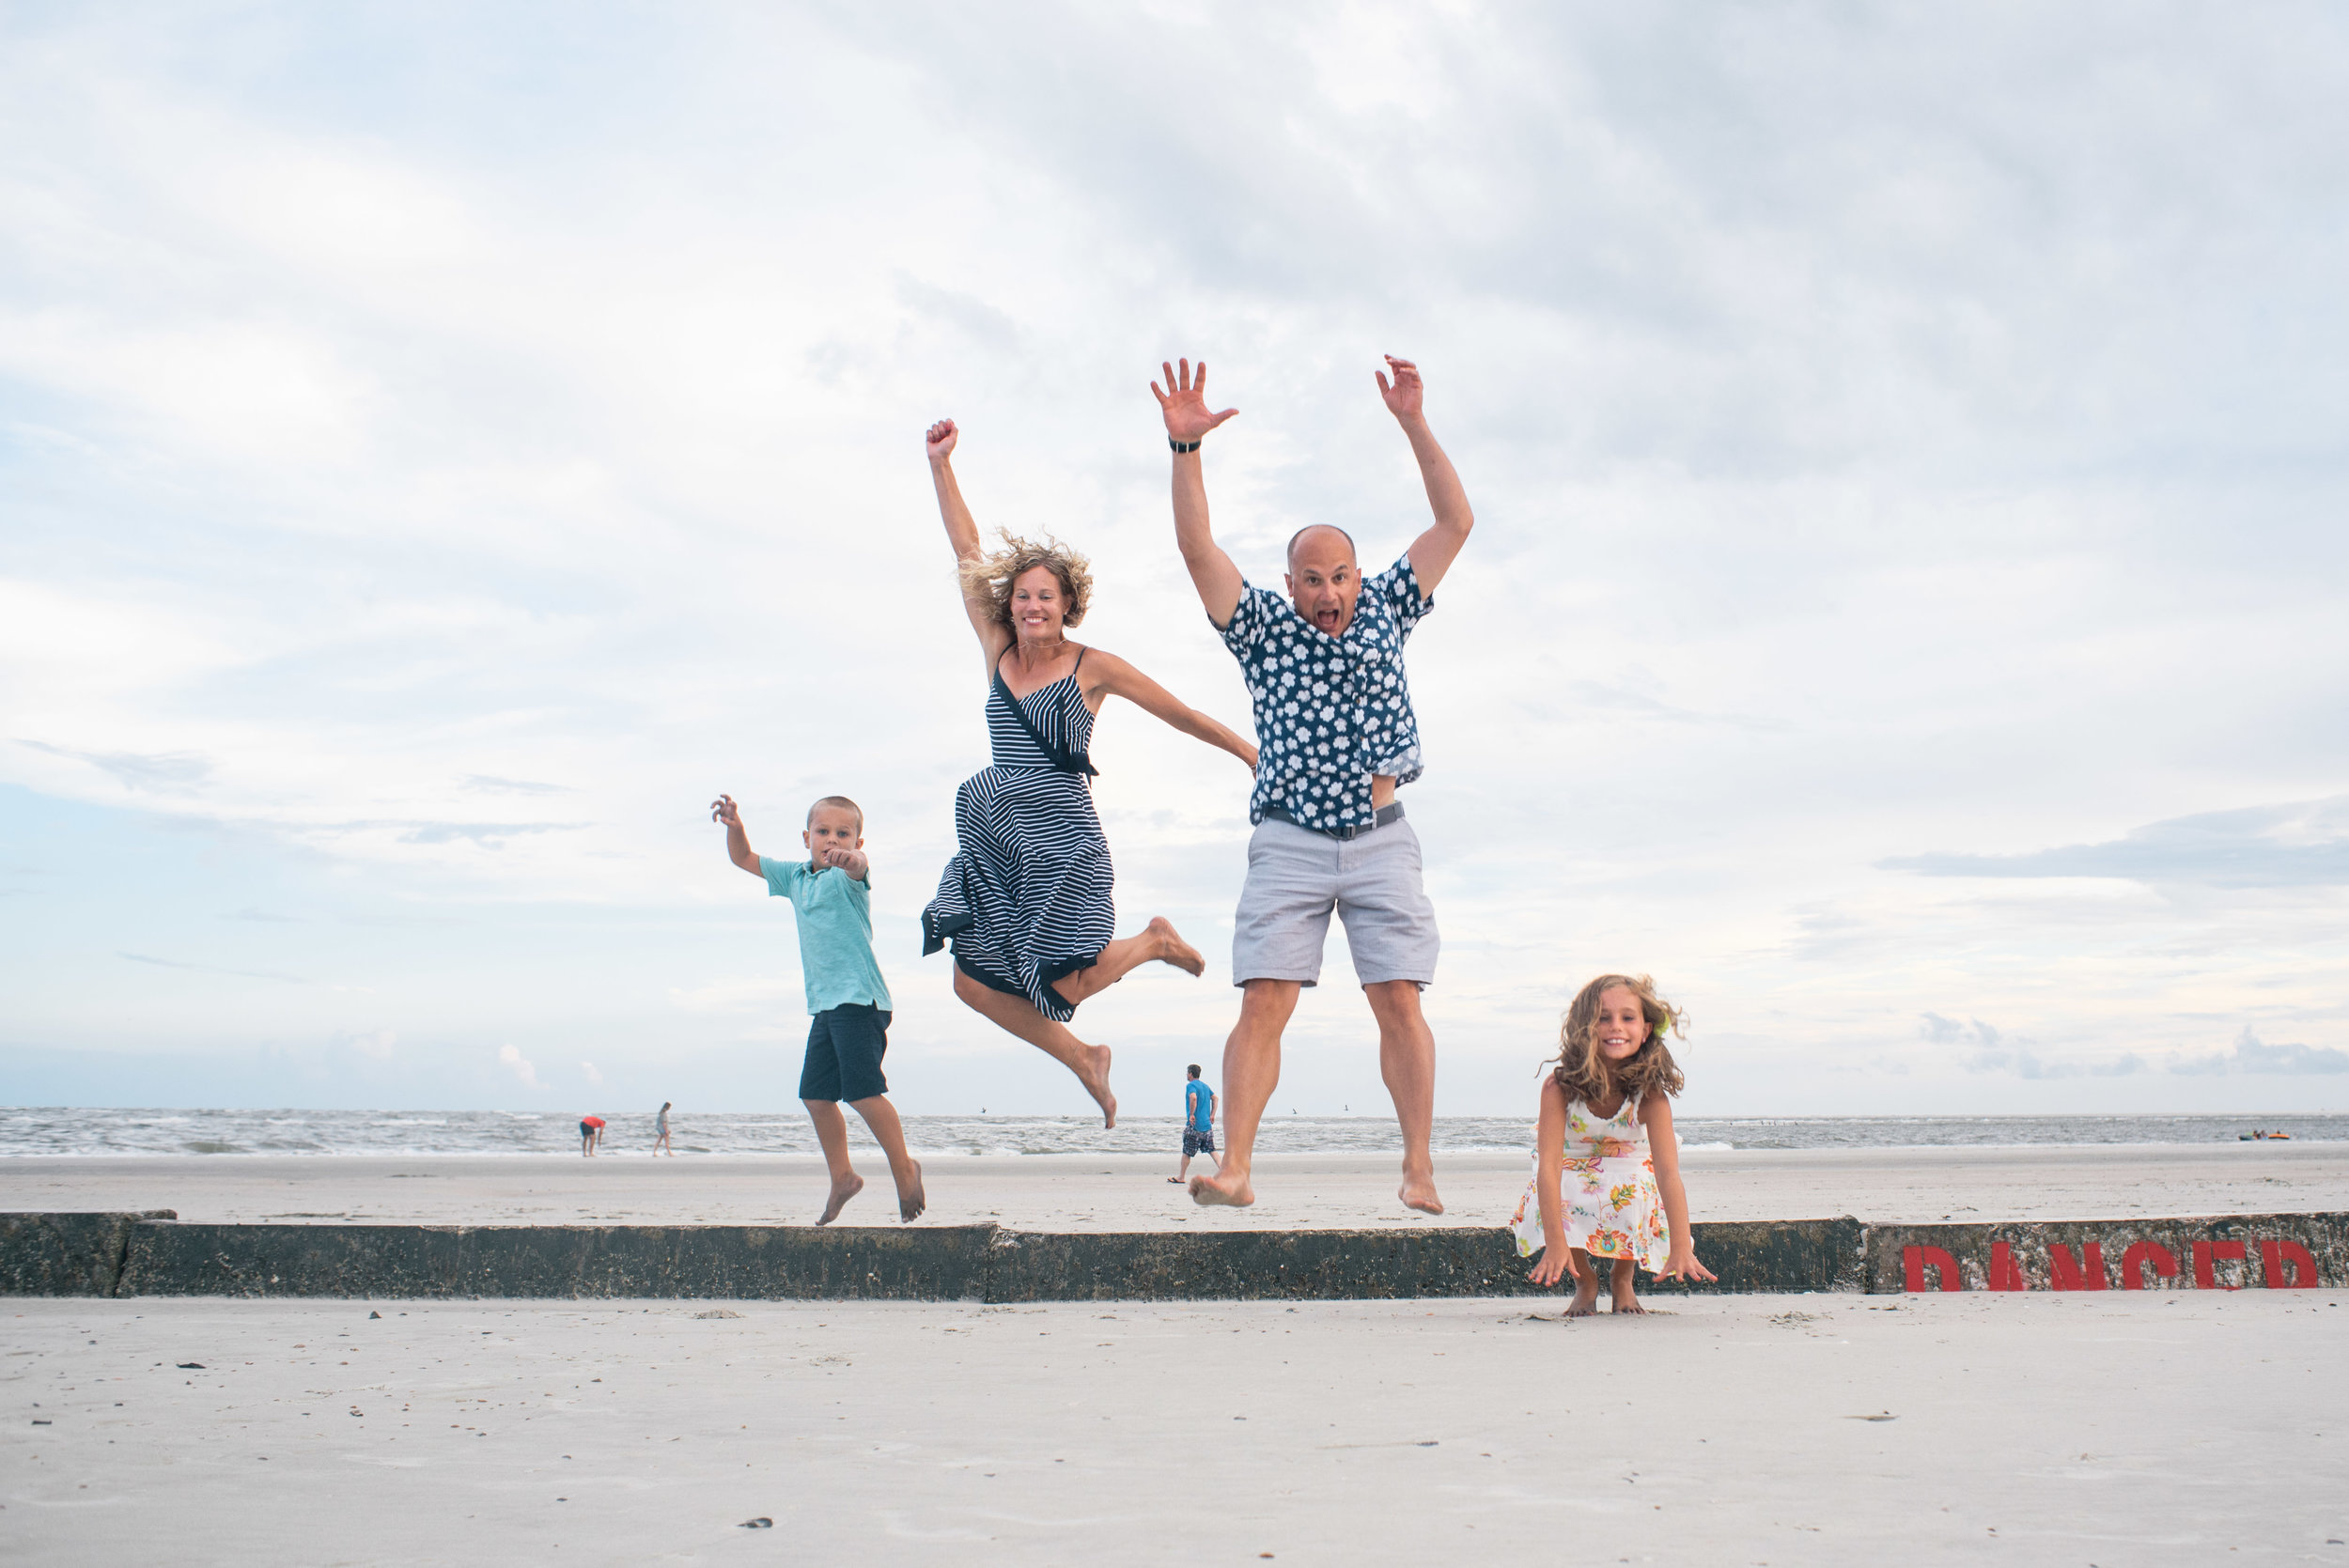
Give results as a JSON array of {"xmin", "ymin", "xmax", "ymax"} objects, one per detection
[
  {"xmin": 926, "ymin": 419, "xmax": 958, "ymax": 463},
  {"xmin": 1657, "ymin": 1246, "xmax": 1716, "ymax": 1284},
  {"xmin": 1152, "ymin": 358, "xmax": 1238, "ymax": 443},
  {"xmin": 710, "ymin": 795, "xmax": 740, "ymax": 827},
  {"xmin": 1528, "ymin": 1244, "xmax": 1571, "ymax": 1288}
]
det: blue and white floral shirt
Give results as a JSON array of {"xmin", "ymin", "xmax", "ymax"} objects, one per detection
[{"xmin": 1217, "ymin": 553, "xmax": 1433, "ymax": 832}]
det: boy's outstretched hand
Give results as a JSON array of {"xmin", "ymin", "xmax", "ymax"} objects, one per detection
[
  {"xmin": 713, "ymin": 795, "xmax": 763, "ymax": 877},
  {"xmin": 811, "ymin": 841, "xmax": 869, "ymax": 879}
]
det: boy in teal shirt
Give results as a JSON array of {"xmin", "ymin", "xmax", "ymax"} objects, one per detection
[{"xmin": 712, "ymin": 791, "xmax": 924, "ymax": 1224}]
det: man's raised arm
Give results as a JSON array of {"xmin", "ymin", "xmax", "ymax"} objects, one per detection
[
  {"xmin": 1152, "ymin": 358, "xmax": 1244, "ymax": 628},
  {"xmin": 1379, "ymin": 355, "xmax": 1475, "ymax": 596}
]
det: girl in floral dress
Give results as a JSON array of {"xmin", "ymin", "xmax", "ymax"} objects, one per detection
[{"xmin": 1512, "ymin": 973, "xmax": 1715, "ymax": 1314}]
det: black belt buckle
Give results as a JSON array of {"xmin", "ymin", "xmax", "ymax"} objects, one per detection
[{"xmin": 1268, "ymin": 803, "xmax": 1400, "ymax": 840}]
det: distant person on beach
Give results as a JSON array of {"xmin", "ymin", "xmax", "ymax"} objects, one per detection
[
  {"xmin": 919, "ymin": 418, "xmax": 1259, "ymax": 1129},
  {"xmin": 578, "ymin": 1115, "xmax": 604, "ymax": 1157},
  {"xmin": 1512, "ymin": 974, "xmax": 1716, "ymax": 1314},
  {"xmin": 1153, "ymin": 354, "xmax": 1472, "ymax": 1216},
  {"xmin": 654, "ymin": 1101, "xmax": 673, "ymax": 1157},
  {"xmin": 1171, "ymin": 1064, "xmax": 1218, "ymax": 1184},
  {"xmin": 712, "ymin": 793, "xmax": 926, "ymax": 1224}
]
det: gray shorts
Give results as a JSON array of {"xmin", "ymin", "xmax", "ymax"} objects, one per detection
[{"xmin": 1232, "ymin": 813, "xmax": 1439, "ymax": 987}]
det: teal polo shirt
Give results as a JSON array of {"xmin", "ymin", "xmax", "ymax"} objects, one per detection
[{"xmin": 760, "ymin": 856, "xmax": 893, "ymax": 1015}]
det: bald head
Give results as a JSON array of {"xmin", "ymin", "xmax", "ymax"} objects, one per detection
[
  {"xmin": 1285, "ymin": 524, "xmax": 1358, "ymax": 572},
  {"xmin": 1283, "ymin": 525, "xmax": 1365, "ymax": 636}
]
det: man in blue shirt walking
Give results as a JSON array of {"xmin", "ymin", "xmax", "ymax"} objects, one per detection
[{"xmin": 1172, "ymin": 1063, "xmax": 1218, "ymax": 1184}]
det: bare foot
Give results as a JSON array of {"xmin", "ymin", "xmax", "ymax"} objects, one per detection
[
  {"xmin": 1565, "ymin": 1278, "xmax": 1601, "ymax": 1317},
  {"xmin": 816, "ymin": 1172, "xmax": 863, "ymax": 1226},
  {"xmin": 1189, "ymin": 1170, "xmax": 1255, "ymax": 1207},
  {"xmin": 1076, "ymin": 1042, "xmax": 1117, "ymax": 1128},
  {"xmin": 1147, "ymin": 916, "xmax": 1205, "ymax": 977},
  {"xmin": 1398, "ymin": 1171, "xmax": 1444, "ymax": 1215},
  {"xmin": 1610, "ymin": 1292, "xmax": 1648, "ymax": 1315},
  {"xmin": 895, "ymin": 1160, "xmax": 925, "ymax": 1222}
]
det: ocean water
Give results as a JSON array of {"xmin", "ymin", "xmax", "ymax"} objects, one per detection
[{"xmin": 0, "ymin": 1108, "xmax": 2341, "ymax": 1159}]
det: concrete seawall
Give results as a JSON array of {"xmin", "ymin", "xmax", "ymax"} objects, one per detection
[{"xmin": 5, "ymin": 1211, "xmax": 2341, "ymax": 1300}]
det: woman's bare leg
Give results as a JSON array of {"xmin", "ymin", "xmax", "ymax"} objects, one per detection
[
  {"xmin": 953, "ymin": 968, "xmax": 1117, "ymax": 1127},
  {"xmin": 1050, "ymin": 917, "xmax": 1204, "ymax": 1006}
]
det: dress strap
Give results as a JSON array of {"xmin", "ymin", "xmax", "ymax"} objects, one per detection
[{"xmin": 989, "ymin": 660, "xmax": 1098, "ymax": 778}]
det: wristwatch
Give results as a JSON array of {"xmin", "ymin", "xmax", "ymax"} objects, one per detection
[{"xmin": 1169, "ymin": 438, "xmax": 1202, "ymax": 454}]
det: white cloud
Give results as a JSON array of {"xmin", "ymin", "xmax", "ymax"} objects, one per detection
[
  {"xmin": 2172, "ymin": 1026, "xmax": 2349, "ymax": 1078},
  {"xmin": 497, "ymin": 1045, "xmax": 541, "ymax": 1090},
  {"xmin": 581, "ymin": 1061, "xmax": 603, "ymax": 1088},
  {"xmin": 346, "ymin": 1031, "xmax": 398, "ymax": 1062}
]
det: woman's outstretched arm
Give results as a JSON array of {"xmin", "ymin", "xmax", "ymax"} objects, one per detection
[
  {"xmin": 926, "ymin": 419, "xmax": 1011, "ymax": 668},
  {"xmin": 1643, "ymin": 1095, "xmax": 1717, "ymax": 1283},
  {"xmin": 1080, "ymin": 649, "xmax": 1258, "ymax": 769},
  {"xmin": 1528, "ymin": 1078, "xmax": 1573, "ymax": 1287}
]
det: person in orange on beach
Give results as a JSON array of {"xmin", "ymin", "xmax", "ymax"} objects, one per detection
[
  {"xmin": 578, "ymin": 1114, "xmax": 605, "ymax": 1157},
  {"xmin": 1512, "ymin": 974, "xmax": 1715, "ymax": 1314}
]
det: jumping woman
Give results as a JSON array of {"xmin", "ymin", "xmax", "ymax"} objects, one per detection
[{"xmin": 921, "ymin": 417, "xmax": 1259, "ymax": 1127}]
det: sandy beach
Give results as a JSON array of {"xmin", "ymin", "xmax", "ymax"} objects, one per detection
[
  {"xmin": 8, "ymin": 1146, "xmax": 2345, "ymax": 1563},
  {"xmin": 6, "ymin": 1289, "xmax": 2342, "ymax": 1566},
  {"xmin": 5, "ymin": 1141, "xmax": 2342, "ymax": 1232}
]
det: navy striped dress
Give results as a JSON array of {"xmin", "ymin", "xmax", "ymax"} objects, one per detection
[{"xmin": 922, "ymin": 651, "xmax": 1113, "ymax": 1023}]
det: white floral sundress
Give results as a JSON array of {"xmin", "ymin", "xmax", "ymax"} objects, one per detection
[{"xmin": 1509, "ymin": 1093, "xmax": 1671, "ymax": 1272}]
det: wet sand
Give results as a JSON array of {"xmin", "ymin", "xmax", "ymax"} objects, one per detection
[
  {"xmin": 3, "ymin": 1141, "xmax": 2342, "ymax": 1230},
  {"xmin": 5, "ymin": 1290, "xmax": 2342, "ymax": 1566}
]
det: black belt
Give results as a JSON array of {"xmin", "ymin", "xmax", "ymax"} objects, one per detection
[{"xmin": 1263, "ymin": 802, "xmax": 1405, "ymax": 841}]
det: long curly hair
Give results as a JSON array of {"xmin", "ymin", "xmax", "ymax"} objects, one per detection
[
  {"xmin": 1548, "ymin": 973, "xmax": 1686, "ymax": 1113},
  {"xmin": 958, "ymin": 531, "xmax": 1093, "ymax": 630}
]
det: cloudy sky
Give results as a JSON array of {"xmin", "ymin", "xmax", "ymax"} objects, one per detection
[{"xmin": 5, "ymin": 2, "xmax": 2345, "ymax": 1118}]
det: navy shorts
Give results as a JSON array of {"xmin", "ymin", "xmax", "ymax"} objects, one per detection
[
  {"xmin": 1183, "ymin": 1127, "xmax": 1215, "ymax": 1157},
  {"xmin": 800, "ymin": 1003, "xmax": 891, "ymax": 1103}
]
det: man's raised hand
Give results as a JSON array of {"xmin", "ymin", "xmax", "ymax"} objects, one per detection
[
  {"xmin": 1375, "ymin": 354, "xmax": 1423, "ymax": 422},
  {"xmin": 710, "ymin": 794, "xmax": 741, "ymax": 828},
  {"xmin": 1152, "ymin": 359, "xmax": 1238, "ymax": 445},
  {"xmin": 926, "ymin": 418, "xmax": 958, "ymax": 464}
]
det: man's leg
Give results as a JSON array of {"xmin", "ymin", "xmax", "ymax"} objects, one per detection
[
  {"xmin": 802, "ymin": 1099, "xmax": 863, "ymax": 1224},
  {"xmin": 847, "ymin": 1095, "xmax": 925, "ymax": 1221},
  {"xmin": 1336, "ymin": 817, "xmax": 1441, "ymax": 1213},
  {"xmin": 1364, "ymin": 980, "xmax": 1441, "ymax": 1214},
  {"xmin": 1190, "ymin": 979, "xmax": 1300, "ymax": 1208}
]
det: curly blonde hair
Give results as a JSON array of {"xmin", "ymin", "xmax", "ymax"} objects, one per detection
[
  {"xmin": 1548, "ymin": 972, "xmax": 1687, "ymax": 1110},
  {"xmin": 958, "ymin": 531, "xmax": 1093, "ymax": 630}
]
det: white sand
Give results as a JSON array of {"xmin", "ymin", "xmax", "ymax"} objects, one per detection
[
  {"xmin": 5, "ymin": 1290, "xmax": 2343, "ymax": 1565},
  {"xmin": 4, "ymin": 1141, "xmax": 2343, "ymax": 1230}
]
